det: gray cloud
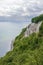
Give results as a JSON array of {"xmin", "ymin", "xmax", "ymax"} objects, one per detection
[{"xmin": 0, "ymin": 0, "xmax": 43, "ymax": 22}]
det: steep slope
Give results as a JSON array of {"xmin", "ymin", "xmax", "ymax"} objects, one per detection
[
  {"xmin": 0, "ymin": 15, "xmax": 43, "ymax": 65},
  {"xmin": 25, "ymin": 22, "xmax": 42, "ymax": 37}
]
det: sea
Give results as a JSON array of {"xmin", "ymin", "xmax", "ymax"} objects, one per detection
[{"xmin": 0, "ymin": 21, "xmax": 29, "ymax": 57}]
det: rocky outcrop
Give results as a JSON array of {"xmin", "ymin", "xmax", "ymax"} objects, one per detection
[
  {"xmin": 24, "ymin": 22, "xmax": 42, "ymax": 37},
  {"xmin": 10, "ymin": 40, "xmax": 14, "ymax": 50}
]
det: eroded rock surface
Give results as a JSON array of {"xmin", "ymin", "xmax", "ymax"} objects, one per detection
[{"xmin": 25, "ymin": 22, "xmax": 42, "ymax": 37}]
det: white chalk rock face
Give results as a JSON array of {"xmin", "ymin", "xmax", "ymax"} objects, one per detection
[{"xmin": 24, "ymin": 22, "xmax": 42, "ymax": 37}]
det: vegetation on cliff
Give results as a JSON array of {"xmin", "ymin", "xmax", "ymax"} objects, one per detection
[
  {"xmin": 0, "ymin": 15, "xmax": 43, "ymax": 65},
  {"xmin": 32, "ymin": 14, "xmax": 43, "ymax": 23}
]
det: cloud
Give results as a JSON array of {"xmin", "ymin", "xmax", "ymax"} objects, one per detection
[
  {"xmin": 0, "ymin": 0, "xmax": 23, "ymax": 16},
  {"xmin": 0, "ymin": 0, "xmax": 43, "ymax": 21}
]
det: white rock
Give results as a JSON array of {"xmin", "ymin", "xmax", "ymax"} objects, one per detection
[{"xmin": 25, "ymin": 22, "xmax": 42, "ymax": 37}]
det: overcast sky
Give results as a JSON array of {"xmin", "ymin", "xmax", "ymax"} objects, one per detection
[{"xmin": 0, "ymin": 0, "xmax": 43, "ymax": 22}]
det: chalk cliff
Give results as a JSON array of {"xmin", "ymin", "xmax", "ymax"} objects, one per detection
[{"xmin": 25, "ymin": 22, "xmax": 42, "ymax": 37}]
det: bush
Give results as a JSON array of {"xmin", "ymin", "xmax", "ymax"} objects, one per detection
[{"xmin": 32, "ymin": 14, "xmax": 43, "ymax": 23}]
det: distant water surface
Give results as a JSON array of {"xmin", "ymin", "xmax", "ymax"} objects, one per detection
[{"xmin": 0, "ymin": 21, "xmax": 29, "ymax": 57}]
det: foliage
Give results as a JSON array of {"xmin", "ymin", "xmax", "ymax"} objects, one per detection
[
  {"xmin": 32, "ymin": 14, "xmax": 43, "ymax": 23},
  {"xmin": 39, "ymin": 22, "xmax": 43, "ymax": 36}
]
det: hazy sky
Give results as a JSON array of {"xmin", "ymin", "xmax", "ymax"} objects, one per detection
[{"xmin": 0, "ymin": 0, "xmax": 43, "ymax": 22}]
